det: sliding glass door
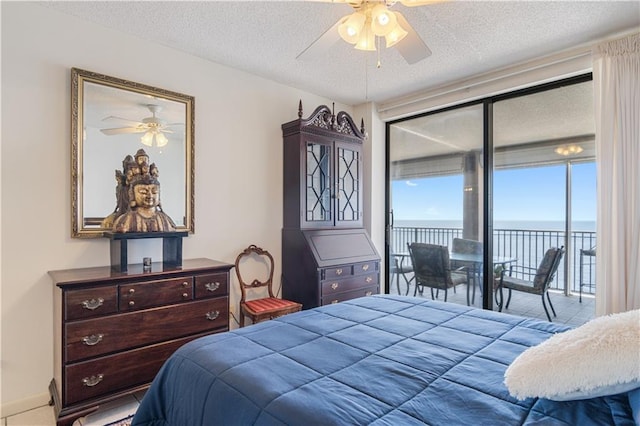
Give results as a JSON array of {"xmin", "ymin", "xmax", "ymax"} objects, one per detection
[
  {"xmin": 492, "ymin": 80, "xmax": 595, "ymax": 324},
  {"xmin": 386, "ymin": 75, "xmax": 596, "ymax": 325}
]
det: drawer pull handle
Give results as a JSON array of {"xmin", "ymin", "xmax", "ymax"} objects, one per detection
[
  {"xmin": 205, "ymin": 282, "xmax": 220, "ymax": 292},
  {"xmin": 336, "ymin": 268, "xmax": 343, "ymax": 275},
  {"xmin": 182, "ymin": 281, "xmax": 190, "ymax": 287},
  {"xmin": 331, "ymin": 282, "xmax": 339, "ymax": 290},
  {"xmin": 182, "ymin": 293, "xmax": 189, "ymax": 298},
  {"xmin": 365, "ymin": 291, "xmax": 373, "ymax": 296},
  {"xmin": 81, "ymin": 298, "xmax": 104, "ymax": 311},
  {"xmin": 362, "ymin": 264, "xmax": 370, "ymax": 271},
  {"xmin": 128, "ymin": 288, "xmax": 135, "ymax": 294},
  {"xmin": 365, "ymin": 276, "xmax": 373, "ymax": 283},
  {"xmin": 129, "ymin": 301, "xmax": 135, "ymax": 306},
  {"xmin": 82, "ymin": 374, "xmax": 104, "ymax": 387},
  {"xmin": 206, "ymin": 311, "xmax": 220, "ymax": 321},
  {"xmin": 82, "ymin": 334, "xmax": 103, "ymax": 346}
]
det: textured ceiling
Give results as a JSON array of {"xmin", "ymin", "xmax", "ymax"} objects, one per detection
[{"xmin": 39, "ymin": 1, "xmax": 640, "ymax": 106}]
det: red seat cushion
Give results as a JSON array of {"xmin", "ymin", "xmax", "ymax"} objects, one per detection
[{"xmin": 244, "ymin": 298, "xmax": 300, "ymax": 314}]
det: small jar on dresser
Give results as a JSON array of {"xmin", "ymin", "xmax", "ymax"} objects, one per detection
[{"xmin": 48, "ymin": 258, "xmax": 233, "ymax": 426}]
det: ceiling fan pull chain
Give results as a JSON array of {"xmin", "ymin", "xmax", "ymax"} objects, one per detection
[
  {"xmin": 377, "ymin": 36, "xmax": 382, "ymax": 68},
  {"xmin": 365, "ymin": 55, "xmax": 369, "ymax": 101}
]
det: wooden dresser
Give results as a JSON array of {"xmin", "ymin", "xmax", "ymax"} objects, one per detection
[
  {"xmin": 282, "ymin": 103, "xmax": 380, "ymax": 309},
  {"xmin": 48, "ymin": 258, "xmax": 232, "ymax": 426}
]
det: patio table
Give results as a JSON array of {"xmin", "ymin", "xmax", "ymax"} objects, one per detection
[
  {"xmin": 394, "ymin": 251, "xmax": 517, "ymax": 305},
  {"xmin": 450, "ymin": 252, "xmax": 517, "ymax": 305}
]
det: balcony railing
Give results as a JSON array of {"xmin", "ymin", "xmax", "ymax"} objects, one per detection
[{"xmin": 391, "ymin": 227, "xmax": 596, "ymax": 295}]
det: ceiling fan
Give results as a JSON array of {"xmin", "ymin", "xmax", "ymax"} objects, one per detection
[
  {"xmin": 297, "ymin": 0, "xmax": 441, "ymax": 65},
  {"xmin": 100, "ymin": 104, "xmax": 180, "ymax": 147}
]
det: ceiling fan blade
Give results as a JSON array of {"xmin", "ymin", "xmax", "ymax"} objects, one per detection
[
  {"xmin": 100, "ymin": 127, "xmax": 146, "ymax": 136},
  {"xmin": 296, "ymin": 18, "xmax": 343, "ymax": 61},
  {"xmin": 394, "ymin": 12, "xmax": 432, "ymax": 64},
  {"xmin": 102, "ymin": 115, "xmax": 144, "ymax": 126},
  {"xmin": 303, "ymin": 0, "xmax": 353, "ymax": 3},
  {"xmin": 398, "ymin": 0, "xmax": 446, "ymax": 6}
]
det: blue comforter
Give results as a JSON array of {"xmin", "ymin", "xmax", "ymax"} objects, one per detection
[{"xmin": 132, "ymin": 295, "xmax": 635, "ymax": 425}]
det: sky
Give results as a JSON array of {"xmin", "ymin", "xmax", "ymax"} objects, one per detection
[{"xmin": 392, "ymin": 162, "xmax": 596, "ymax": 224}]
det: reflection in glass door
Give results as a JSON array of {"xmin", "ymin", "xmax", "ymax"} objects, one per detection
[{"xmin": 387, "ymin": 104, "xmax": 484, "ymax": 308}]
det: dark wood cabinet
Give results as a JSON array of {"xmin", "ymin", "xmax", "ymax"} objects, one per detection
[
  {"xmin": 48, "ymin": 258, "xmax": 232, "ymax": 426},
  {"xmin": 283, "ymin": 104, "xmax": 364, "ymax": 229},
  {"xmin": 282, "ymin": 103, "xmax": 380, "ymax": 309}
]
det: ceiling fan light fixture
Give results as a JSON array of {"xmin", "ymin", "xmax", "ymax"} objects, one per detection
[
  {"xmin": 371, "ymin": 4, "xmax": 397, "ymax": 36},
  {"xmin": 141, "ymin": 131, "xmax": 154, "ymax": 147},
  {"xmin": 554, "ymin": 144, "xmax": 583, "ymax": 156},
  {"xmin": 385, "ymin": 17, "xmax": 408, "ymax": 48},
  {"xmin": 155, "ymin": 132, "xmax": 169, "ymax": 148},
  {"xmin": 338, "ymin": 12, "xmax": 365, "ymax": 44},
  {"xmin": 141, "ymin": 129, "xmax": 169, "ymax": 148},
  {"xmin": 354, "ymin": 19, "xmax": 376, "ymax": 51}
]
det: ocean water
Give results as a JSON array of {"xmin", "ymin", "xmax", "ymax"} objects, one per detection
[{"xmin": 395, "ymin": 220, "xmax": 596, "ymax": 232}]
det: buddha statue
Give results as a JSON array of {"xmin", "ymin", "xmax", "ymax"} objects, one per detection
[
  {"xmin": 101, "ymin": 156, "xmax": 134, "ymax": 229},
  {"xmin": 108, "ymin": 149, "xmax": 176, "ymax": 233}
]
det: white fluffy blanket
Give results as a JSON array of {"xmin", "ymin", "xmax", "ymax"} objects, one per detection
[{"xmin": 505, "ymin": 309, "xmax": 640, "ymax": 400}]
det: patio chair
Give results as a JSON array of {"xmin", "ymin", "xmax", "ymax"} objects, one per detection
[
  {"xmin": 390, "ymin": 250, "xmax": 414, "ymax": 296},
  {"xmin": 497, "ymin": 246, "xmax": 564, "ymax": 322},
  {"xmin": 408, "ymin": 242, "xmax": 469, "ymax": 302}
]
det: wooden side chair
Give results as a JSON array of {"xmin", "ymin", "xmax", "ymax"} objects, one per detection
[{"xmin": 234, "ymin": 244, "xmax": 302, "ymax": 327}]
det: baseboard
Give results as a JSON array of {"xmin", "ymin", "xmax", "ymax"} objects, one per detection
[{"xmin": 1, "ymin": 391, "xmax": 51, "ymax": 418}]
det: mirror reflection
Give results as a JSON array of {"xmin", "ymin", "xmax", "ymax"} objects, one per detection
[{"xmin": 72, "ymin": 68, "xmax": 194, "ymax": 238}]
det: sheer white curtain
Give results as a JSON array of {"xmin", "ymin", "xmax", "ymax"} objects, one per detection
[{"xmin": 593, "ymin": 33, "xmax": 640, "ymax": 315}]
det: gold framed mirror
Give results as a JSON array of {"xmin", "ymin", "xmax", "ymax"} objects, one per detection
[{"xmin": 71, "ymin": 68, "xmax": 194, "ymax": 238}]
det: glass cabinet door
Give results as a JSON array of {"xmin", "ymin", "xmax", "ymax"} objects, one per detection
[
  {"xmin": 305, "ymin": 141, "xmax": 333, "ymax": 226},
  {"xmin": 335, "ymin": 142, "xmax": 362, "ymax": 227}
]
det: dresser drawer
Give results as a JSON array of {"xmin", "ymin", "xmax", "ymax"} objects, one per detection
[
  {"xmin": 353, "ymin": 261, "xmax": 378, "ymax": 276},
  {"xmin": 321, "ymin": 273, "xmax": 378, "ymax": 296},
  {"xmin": 120, "ymin": 277, "xmax": 194, "ymax": 311},
  {"xmin": 321, "ymin": 285, "xmax": 379, "ymax": 306},
  {"xmin": 65, "ymin": 287, "xmax": 118, "ymax": 321},
  {"xmin": 65, "ymin": 297, "xmax": 228, "ymax": 362},
  {"xmin": 194, "ymin": 273, "xmax": 228, "ymax": 299},
  {"xmin": 64, "ymin": 333, "xmax": 203, "ymax": 406},
  {"xmin": 322, "ymin": 265, "xmax": 352, "ymax": 280}
]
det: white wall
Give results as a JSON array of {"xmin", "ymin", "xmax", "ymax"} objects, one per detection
[
  {"xmin": 0, "ymin": 3, "xmax": 367, "ymax": 414},
  {"xmin": 356, "ymin": 103, "xmax": 386, "ymax": 275}
]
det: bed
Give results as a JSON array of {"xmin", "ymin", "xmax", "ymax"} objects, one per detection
[{"xmin": 131, "ymin": 295, "xmax": 638, "ymax": 425}]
